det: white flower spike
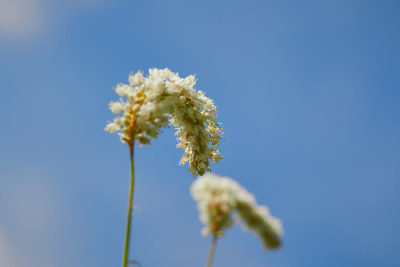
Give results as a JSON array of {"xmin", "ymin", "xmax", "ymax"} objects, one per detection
[
  {"xmin": 191, "ymin": 173, "xmax": 283, "ymax": 250},
  {"xmin": 105, "ymin": 68, "xmax": 223, "ymax": 177}
]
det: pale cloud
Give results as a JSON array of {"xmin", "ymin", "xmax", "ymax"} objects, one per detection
[
  {"xmin": 0, "ymin": 227, "xmax": 25, "ymax": 267},
  {"xmin": 0, "ymin": 0, "xmax": 45, "ymax": 38},
  {"xmin": 0, "ymin": 0, "xmax": 108, "ymax": 40}
]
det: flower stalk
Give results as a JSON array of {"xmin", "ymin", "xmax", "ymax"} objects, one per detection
[
  {"xmin": 206, "ymin": 234, "xmax": 218, "ymax": 267},
  {"xmin": 123, "ymin": 143, "xmax": 135, "ymax": 267}
]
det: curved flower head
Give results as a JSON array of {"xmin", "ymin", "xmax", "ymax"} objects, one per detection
[
  {"xmin": 191, "ymin": 173, "xmax": 283, "ymax": 250},
  {"xmin": 105, "ymin": 68, "xmax": 223, "ymax": 177}
]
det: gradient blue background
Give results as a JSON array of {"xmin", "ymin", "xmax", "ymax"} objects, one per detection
[{"xmin": 0, "ymin": 0, "xmax": 399, "ymax": 266}]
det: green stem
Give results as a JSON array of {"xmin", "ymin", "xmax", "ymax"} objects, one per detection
[
  {"xmin": 206, "ymin": 234, "xmax": 218, "ymax": 267},
  {"xmin": 123, "ymin": 143, "xmax": 135, "ymax": 267}
]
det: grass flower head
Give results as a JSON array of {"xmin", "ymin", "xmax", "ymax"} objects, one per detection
[
  {"xmin": 105, "ymin": 68, "xmax": 223, "ymax": 177},
  {"xmin": 191, "ymin": 173, "xmax": 283, "ymax": 249}
]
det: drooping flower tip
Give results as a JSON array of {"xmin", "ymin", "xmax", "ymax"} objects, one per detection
[{"xmin": 236, "ymin": 201, "xmax": 283, "ymax": 250}]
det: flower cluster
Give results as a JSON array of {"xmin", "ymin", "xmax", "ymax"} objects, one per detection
[
  {"xmin": 191, "ymin": 173, "xmax": 283, "ymax": 249},
  {"xmin": 105, "ymin": 68, "xmax": 223, "ymax": 177}
]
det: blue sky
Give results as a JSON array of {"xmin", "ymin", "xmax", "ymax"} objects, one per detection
[{"xmin": 0, "ymin": 0, "xmax": 399, "ymax": 266}]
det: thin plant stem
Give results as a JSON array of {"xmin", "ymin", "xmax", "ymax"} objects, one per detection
[
  {"xmin": 206, "ymin": 234, "xmax": 218, "ymax": 267},
  {"xmin": 123, "ymin": 143, "xmax": 135, "ymax": 267}
]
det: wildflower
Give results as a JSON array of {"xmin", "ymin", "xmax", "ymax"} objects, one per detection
[
  {"xmin": 105, "ymin": 68, "xmax": 223, "ymax": 177},
  {"xmin": 191, "ymin": 173, "xmax": 283, "ymax": 249},
  {"xmin": 109, "ymin": 101, "xmax": 125, "ymax": 114}
]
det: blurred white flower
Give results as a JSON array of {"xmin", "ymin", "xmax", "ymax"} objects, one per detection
[
  {"xmin": 128, "ymin": 70, "xmax": 143, "ymax": 86},
  {"xmin": 115, "ymin": 83, "xmax": 133, "ymax": 97},
  {"xmin": 109, "ymin": 101, "xmax": 125, "ymax": 114},
  {"xmin": 191, "ymin": 173, "xmax": 283, "ymax": 249},
  {"xmin": 105, "ymin": 68, "xmax": 223, "ymax": 177},
  {"xmin": 105, "ymin": 122, "xmax": 120, "ymax": 133}
]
